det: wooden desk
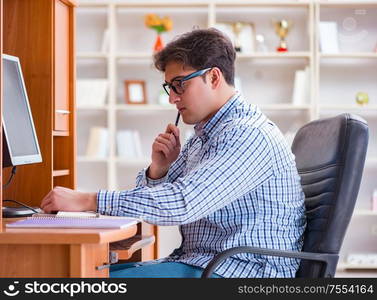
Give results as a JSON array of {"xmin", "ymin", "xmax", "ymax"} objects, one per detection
[{"xmin": 0, "ymin": 218, "xmax": 137, "ymax": 277}]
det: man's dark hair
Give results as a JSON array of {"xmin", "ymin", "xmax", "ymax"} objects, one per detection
[{"xmin": 153, "ymin": 28, "xmax": 236, "ymax": 86}]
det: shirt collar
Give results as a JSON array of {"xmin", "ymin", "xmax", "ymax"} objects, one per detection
[{"xmin": 194, "ymin": 92, "xmax": 241, "ymax": 141}]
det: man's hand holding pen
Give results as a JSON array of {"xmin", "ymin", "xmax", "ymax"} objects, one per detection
[{"xmin": 148, "ymin": 115, "xmax": 181, "ymax": 180}]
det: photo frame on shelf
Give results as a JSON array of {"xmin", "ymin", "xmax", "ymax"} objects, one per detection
[{"xmin": 124, "ymin": 80, "xmax": 147, "ymax": 104}]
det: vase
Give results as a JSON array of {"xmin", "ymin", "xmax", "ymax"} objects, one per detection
[{"xmin": 153, "ymin": 34, "xmax": 164, "ymax": 52}]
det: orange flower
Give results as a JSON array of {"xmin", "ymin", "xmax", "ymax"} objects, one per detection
[
  {"xmin": 144, "ymin": 13, "xmax": 173, "ymax": 33},
  {"xmin": 161, "ymin": 17, "xmax": 173, "ymax": 32},
  {"xmin": 145, "ymin": 14, "xmax": 161, "ymax": 27}
]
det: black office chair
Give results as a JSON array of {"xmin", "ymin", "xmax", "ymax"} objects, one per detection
[{"xmin": 202, "ymin": 113, "xmax": 369, "ymax": 278}]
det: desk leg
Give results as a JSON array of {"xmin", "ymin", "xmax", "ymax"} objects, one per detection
[{"xmin": 70, "ymin": 243, "xmax": 109, "ymax": 278}]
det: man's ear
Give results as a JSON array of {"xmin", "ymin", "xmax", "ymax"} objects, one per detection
[{"xmin": 210, "ymin": 67, "xmax": 221, "ymax": 88}]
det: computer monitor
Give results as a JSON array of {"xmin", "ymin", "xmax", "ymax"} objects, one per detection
[
  {"xmin": 2, "ymin": 54, "xmax": 43, "ymax": 217},
  {"xmin": 2, "ymin": 54, "xmax": 42, "ymax": 167}
]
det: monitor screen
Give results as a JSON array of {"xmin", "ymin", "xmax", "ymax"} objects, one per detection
[{"xmin": 2, "ymin": 54, "xmax": 42, "ymax": 167}]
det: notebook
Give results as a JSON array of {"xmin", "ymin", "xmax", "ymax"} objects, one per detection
[{"xmin": 6, "ymin": 216, "xmax": 139, "ymax": 229}]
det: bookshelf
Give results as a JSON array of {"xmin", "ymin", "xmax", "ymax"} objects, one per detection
[
  {"xmin": 0, "ymin": 0, "xmax": 77, "ymax": 213},
  {"xmin": 75, "ymin": 0, "xmax": 377, "ymax": 272}
]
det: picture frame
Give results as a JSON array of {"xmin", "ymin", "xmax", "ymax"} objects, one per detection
[{"xmin": 124, "ymin": 80, "xmax": 147, "ymax": 104}]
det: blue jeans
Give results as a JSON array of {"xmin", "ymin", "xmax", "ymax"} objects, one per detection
[{"xmin": 110, "ymin": 261, "xmax": 222, "ymax": 278}]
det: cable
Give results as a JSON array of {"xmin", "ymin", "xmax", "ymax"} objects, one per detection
[
  {"xmin": 2, "ymin": 167, "xmax": 39, "ymax": 214},
  {"xmin": 3, "ymin": 199, "xmax": 39, "ymax": 213},
  {"xmin": 2, "ymin": 166, "xmax": 17, "ymax": 189}
]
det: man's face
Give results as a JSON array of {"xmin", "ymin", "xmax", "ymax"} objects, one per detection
[{"xmin": 164, "ymin": 61, "xmax": 215, "ymax": 125}]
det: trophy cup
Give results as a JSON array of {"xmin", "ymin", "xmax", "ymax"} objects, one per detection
[
  {"xmin": 231, "ymin": 22, "xmax": 244, "ymax": 52},
  {"xmin": 273, "ymin": 19, "xmax": 292, "ymax": 52}
]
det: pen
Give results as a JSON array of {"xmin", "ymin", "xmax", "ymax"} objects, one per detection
[{"xmin": 175, "ymin": 112, "xmax": 180, "ymax": 127}]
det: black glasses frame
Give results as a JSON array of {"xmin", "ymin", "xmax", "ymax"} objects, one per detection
[{"xmin": 162, "ymin": 68, "xmax": 212, "ymax": 96}]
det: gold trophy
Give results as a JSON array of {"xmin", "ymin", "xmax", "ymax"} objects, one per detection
[
  {"xmin": 231, "ymin": 22, "xmax": 244, "ymax": 52},
  {"xmin": 273, "ymin": 19, "xmax": 292, "ymax": 52}
]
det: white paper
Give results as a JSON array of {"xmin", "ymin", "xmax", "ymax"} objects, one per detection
[
  {"xmin": 292, "ymin": 67, "xmax": 310, "ymax": 106},
  {"xmin": 86, "ymin": 127, "xmax": 108, "ymax": 158},
  {"xmin": 239, "ymin": 24, "xmax": 255, "ymax": 53},
  {"xmin": 117, "ymin": 130, "xmax": 143, "ymax": 158},
  {"xmin": 76, "ymin": 79, "xmax": 108, "ymax": 107},
  {"xmin": 319, "ymin": 22, "xmax": 339, "ymax": 53},
  {"xmin": 133, "ymin": 130, "xmax": 143, "ymax": 158},
  {"xmin": 101, "ymin": 28, "xmax": 110, "ymax": 53},
  {"xmin": 128, "ymin": 84, "xmax": 144, "ymax": 103},
  {"xmin": 117, "ymin": 130, "xmax": 135, "ymax": 158}
]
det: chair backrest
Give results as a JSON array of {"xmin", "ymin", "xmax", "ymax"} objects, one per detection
[{"xmin": 292, "ymin": 114, "xmax": 368, "ymax": 277}]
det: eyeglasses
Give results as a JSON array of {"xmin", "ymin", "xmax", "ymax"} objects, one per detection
[{"xmin": 163, "ymin": 68, "xmax": 212, "ymax": 96}]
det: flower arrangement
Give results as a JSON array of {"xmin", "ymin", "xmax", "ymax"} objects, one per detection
[
  {"xmin": 145, "ymin": 13, "xmax": 173, "ymax": 33},
  {"xmin": 144, "ymin": 14, "xmax": 173, "ymax": 51}
]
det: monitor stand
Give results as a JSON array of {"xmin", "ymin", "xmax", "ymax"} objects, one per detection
[{"xmin": 2, "ymin": 206, "xmax": 42, "ymax": 218}]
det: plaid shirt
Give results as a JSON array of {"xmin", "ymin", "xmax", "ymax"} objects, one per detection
[{"xmin": 97, "ymin": 93, "xmax": 306, "ymax": 278}]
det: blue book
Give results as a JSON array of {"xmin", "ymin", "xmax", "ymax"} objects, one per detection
[{"xmin": 6, "ymin": 217, "xmax": 138, "ymax": 229}]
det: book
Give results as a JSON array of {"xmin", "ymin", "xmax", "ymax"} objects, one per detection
[
  {"xmin": 319, "ymin": 22, "xmax": 339, "ymax": 53},
  {"xmin": 86, "ymin": 127, "xmax": 109, "ymax": 158},
  {"xmin": 117, "ymin": 130, "xmax": 143, "ymax": 159},
  {"xmin": 6, "ymin": 216, "xmax": 139, "ymax": 229},
  {"xmin": 292, "ymin": 67, "xmax": 310, "ymax": 106},
  {"xmin": 101, "ymin": 28, "xmax": 110, "ymax": 53},
  {"xmin": 76, "ymin": 79, "xmax": 108, "ymax": 108}
]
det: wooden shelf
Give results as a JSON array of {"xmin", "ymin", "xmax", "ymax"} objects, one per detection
[
  {"xmin": 2, "ymin": 0, "xmax": 76, "ymax": 209},
  {"xmin": 53, "ymin": 170, "xmax": 70, "ymax": 177}
]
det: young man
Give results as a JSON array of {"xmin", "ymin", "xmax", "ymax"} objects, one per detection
[{"xmin": 41, "ymin": 28, "xmax": 306, "ymax": 278}]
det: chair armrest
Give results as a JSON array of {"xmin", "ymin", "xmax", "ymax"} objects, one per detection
[{"xmin": 201, "ymin": 246, "xmax": 338, "ymax": 278}]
